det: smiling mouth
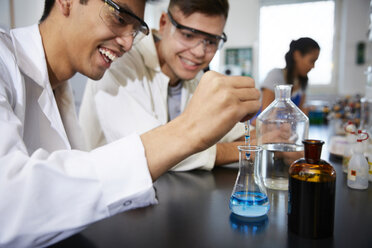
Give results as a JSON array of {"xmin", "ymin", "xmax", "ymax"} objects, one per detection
[
  {"xmin": 180, "ymin": 57, "xmax": 200, "ymax": 67},
  {"xmin": 99, "ymin": 47, "xmax": 117, "ymax": 63}
]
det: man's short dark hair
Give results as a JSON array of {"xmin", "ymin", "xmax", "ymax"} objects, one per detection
[
  {"xmin": 39, "ymin": 0, "xmax": 158, "ymax": 22},
  {"xmin": 169, "ymin": 0, "xmax": 229, "ymax": 19},
  {"xmin": 40, "ymin": 0, "xmax": 89, "ymax": 22}
]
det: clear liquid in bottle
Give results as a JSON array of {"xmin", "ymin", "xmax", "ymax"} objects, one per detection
[
  {"xmin": 261, "ymin": 143, "xmax": 304, "ymax": 190},
  {"xmin": 256, "ymin": 85, "xmax": 309, "ymax": 190}
]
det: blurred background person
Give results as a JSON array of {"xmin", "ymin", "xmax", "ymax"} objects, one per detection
[{"xmin": 259, "ymin": 37, "xmax": 320, "ymax": 117}]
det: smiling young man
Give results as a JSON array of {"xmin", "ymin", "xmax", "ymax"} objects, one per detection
[
  {"xmin": 79, "ymin": 0, "xmax": 255, "ymax": 171},
  {"xmin": 0, "ymin": 0, "xmax": 260, "ymax": 246}
]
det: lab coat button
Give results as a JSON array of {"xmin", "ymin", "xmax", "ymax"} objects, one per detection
[{"xmin": 123, "ymin": 200, "xmax": 132, "ymax": 206}]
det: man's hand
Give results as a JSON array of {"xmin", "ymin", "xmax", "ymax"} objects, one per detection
[
  {"xmin": 141, "ymin": 71, "xmax": 260, "ymax": 180},
  {"xmin": 181, "ymin": 71, "xmax": 260, "ymax": 152}
]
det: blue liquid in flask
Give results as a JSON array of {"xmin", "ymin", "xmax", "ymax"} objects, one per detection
[{"xmin": 229, "ymin": 191, "xmax": 270, "ymax": 217}]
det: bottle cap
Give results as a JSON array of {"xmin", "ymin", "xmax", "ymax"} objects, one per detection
[
  {"xmin": 344, "ymin": 121, "xmax": 356, "ymax": 135},
  {"xmin": 356, "ymin": 130, "xmax": 369, "ymax": 143}
]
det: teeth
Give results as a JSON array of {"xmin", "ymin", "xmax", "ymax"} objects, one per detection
[
  {"xmin": 99, "ymin": 48, "xmax": 117, "ymax": 62},
  {"xmin": 181, "ymin": 58, "xmax": 197, "ymax": 66}
]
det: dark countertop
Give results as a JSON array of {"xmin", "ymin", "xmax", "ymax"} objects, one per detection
[{"xmin": 51, "ymin": 126, "xmax": 372, "ymax": 248}]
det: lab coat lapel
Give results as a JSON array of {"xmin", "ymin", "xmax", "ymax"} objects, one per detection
[
  {"xmin": 10, "ymin": 24, "xmax": 71, "ymax": 149},
  {"xmin": 54, "ymin": 82, "xmax": 86, "ymax": 150},
  {"xmin": 140, "ymin": 31, "xmax": 169, "ymax": 122}
]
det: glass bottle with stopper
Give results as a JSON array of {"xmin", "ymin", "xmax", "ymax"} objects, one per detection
[
  {"xmin": 288, "ymin": 140, "xmax": 336, "ymax": 239},
  {"xmin": 256, "ymin": 84, "xmax": 309, "ymax": 190}
]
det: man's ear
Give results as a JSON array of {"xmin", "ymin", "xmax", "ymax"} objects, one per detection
[
  {"xmin": 56, "ymin": 0, "xmax": 72, "ymax": 16},
  {"xmin": 158, "ymin": 12, "xmax": 168, "ymax": 35}
]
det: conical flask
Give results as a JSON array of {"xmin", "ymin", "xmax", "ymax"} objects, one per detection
[
  {"xmin": 256, "ymin": 85, "xmax": 309, "ymax": 190},
  {"xmin": 229, "ymin": 145, "xmax": 270, "ymax": 217}
]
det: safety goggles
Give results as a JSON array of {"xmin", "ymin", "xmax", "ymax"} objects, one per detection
[
  {"xmin": 100, "ymin": 0, "xmax": 149, "ymax": 44},
  {"xmin": 167, "ymin": 11, "xmax": 227, "ymax": 53}
]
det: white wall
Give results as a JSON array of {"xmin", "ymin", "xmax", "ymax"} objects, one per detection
[
  {"xmin": 0, "ymin": 0, "xmax": 44, "ymax": 28},
  {"xmin": 13, "ymin": 0, "xmax": 44, "ymax": 27},
  {"xmin": 337, "ymin": 0, "xmax": 371, "ymax": 95},
  {"xmin": 145, "ymin": 0, "xmax": 169, "ymax": 29},
  {"xmin": 0, "ymin": 0, "xmax": 11, "ymax": 30},
  {"xmin": 221, "ymin": 0, "xmax": 260, "ymax": 79}
]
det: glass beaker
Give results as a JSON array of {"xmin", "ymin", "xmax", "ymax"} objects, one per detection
[
  {"xmin": 256, "ymin": 85, "xmax": 309, "ymax": 190},
  {"xmin": 229, "ymin": 145, "xmax": 270, "ymax": 217}
]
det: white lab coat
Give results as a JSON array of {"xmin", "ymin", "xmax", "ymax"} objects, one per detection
[
  {"xmin": 79, "ymin": 30, "xmax": 245, "ymax": 171},
  {"xmin": 0, "ymin": 25, "xmax": 157, "ymax": 248}
]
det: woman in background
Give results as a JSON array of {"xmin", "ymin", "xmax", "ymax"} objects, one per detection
[{"xmin": 260, "ymin": 37, "xmax": 320, "ymax": 115}]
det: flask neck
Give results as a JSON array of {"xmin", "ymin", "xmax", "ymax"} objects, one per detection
[
  {"xmin": 303, "ymin": 140, "xmax": 324, "ymax": 164},
  {"xmin": 354, "ymin": 130, "xmax": 369, "ymax": 153},
  {"xmin": 275, "ymin": 85, "xmax": 292, "ymax": 100}
]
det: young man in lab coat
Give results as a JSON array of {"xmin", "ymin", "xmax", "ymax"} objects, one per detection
[
  {"xmin": 79, "ymin": 0, "xmax": 252, "ymax": 171},
  {"xmin": 0, "ymin": 0, "xmax": 260, "ymax": 247}
]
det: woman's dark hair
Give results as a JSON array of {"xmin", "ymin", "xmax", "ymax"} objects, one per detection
[
  {"xmin": 284, "ymin": 37, "xmax": 320, "ymax": 91},
  {"xmin": 169, "ymin": 0, "xmax": 229, "ymax": 19}
]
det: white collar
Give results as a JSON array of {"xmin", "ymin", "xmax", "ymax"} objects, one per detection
[{"xmin": 10, "ymin": 24, "xmax": 49, "ymax": 89}]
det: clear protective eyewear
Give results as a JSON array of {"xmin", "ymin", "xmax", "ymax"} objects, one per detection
[
  {"xmin": 100, "ymin": 0, "xmax": 150, "ymax": 44},
  {"xmin": 167, "ymin": 11, "xmax": 227, "ymax": 53}
]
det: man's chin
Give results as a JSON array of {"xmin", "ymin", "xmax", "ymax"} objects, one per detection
[
  {"xmin": 177, "ymin": 72, "xmax": 199, "ymax": 81},
  {"xmin": 85, "ymin": 71, "xmax": 105, "ymax": 81}
]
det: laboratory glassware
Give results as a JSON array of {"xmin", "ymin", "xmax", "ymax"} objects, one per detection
[
  {"xmin": 342, "ymin": 121, "xmax": 357, "ymax": 173},
  {"xmin": 288, "ymin": 140, "xmax": 336, "ymax": 239},
  {"xmin": 347, "ymin": 130, "xmax": 369, "ymax": 189},
  {"xmin": 229, "ymin": 145, "xmax": 270, "ymax": 217},
  {"xmin": 256, "ymin": 85, "xmax": 309, "ymax": 190}
]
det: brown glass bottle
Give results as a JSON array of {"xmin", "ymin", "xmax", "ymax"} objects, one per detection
[{"xmin": 288, "ymin": 140, "xmax": 336, "ymax": 239}]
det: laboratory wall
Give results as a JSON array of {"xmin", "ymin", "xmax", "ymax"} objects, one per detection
[
  {"xmin": 221, "ymin": 0, "xmax": 260, "ymax": 85},
  {"xmin": 13, "ymin": 0, "xmax": 44, "ymax": 27},
  {"xmin": 0, "ymin": 0, "xmax": 371, "ymax": 108},
  {"xmin": 337, "ymin": 0, "xmax": 372, "ymax": 96},
  {"xmin": 0, "ymin": 0, "xmax": 11, "ymax": 30}
]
